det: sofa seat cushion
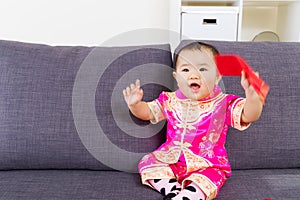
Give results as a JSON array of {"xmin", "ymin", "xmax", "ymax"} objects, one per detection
[
  {"xmin": 0, "ymin": 169, "xmax": 299, "ymax": 200},
  {"xmin": 0, "ymin": 170, "xmax": 160, "ymax": 200},
  {"xmin": 217, "ymin": 168, "xmax": 300, "ymax": 200}
]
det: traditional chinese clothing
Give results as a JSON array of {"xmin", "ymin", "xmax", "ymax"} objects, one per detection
[{"xmin": 138, "ymin": 86, "xmax": 250, "ymax": 200}]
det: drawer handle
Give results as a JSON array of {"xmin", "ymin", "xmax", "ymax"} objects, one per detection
[{"xmin": 203, "ymin": 19, "xmax": 217, "ymax": 25}]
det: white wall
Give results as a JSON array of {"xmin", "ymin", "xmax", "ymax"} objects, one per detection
[
  {"xmin": 0, "ymin": 0, "xmax": 170, "ymax": 46},
  {"xmin": 241, "ymin": 6, "xmax": 278, "ymax": 41},
  {"xmin": 277, "ymin": 1, "xmax": 300, "ymax": 42}
]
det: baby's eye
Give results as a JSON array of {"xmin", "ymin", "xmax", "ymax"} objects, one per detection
[
  {"xmin": 182, "ymin": 68, "xmax": 189, "ymax": 72},
  {"xmin": 199, "ymin": 68, "xmax": 208, "ymax": 72}
]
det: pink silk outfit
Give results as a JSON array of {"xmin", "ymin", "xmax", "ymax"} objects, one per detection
[{"xmin": 138, "ymin": 86, "xmax": 250, "ymax": 200}]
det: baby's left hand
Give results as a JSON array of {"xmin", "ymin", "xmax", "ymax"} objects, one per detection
[
  {"xmin": 240, "ymin": 71, "xmax": 261, "ymax": 103},
  {"xmin": 240, "ymin": 70, "xmax": 264, "ymax": 123}
]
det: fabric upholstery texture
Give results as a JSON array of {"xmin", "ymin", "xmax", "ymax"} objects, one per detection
[
  {"xmin": 205, "ymin": 41, "xmax": 300, "ymax": 170},
  {"xmin": 216, "ymin": 169, "xmax": 300, "ymax": 200},
  {"xmin": 0, "ymin": 169, "xmax": 298, "ymax": 200},
  {"xmin": 0, "ymin": 39, "xmax": 299, "ymax": 200},
  {"xmin": 0, "ymin": 40, "xmax": 172, "ymax": 171}
]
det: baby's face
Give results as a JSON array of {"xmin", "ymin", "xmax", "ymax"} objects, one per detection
[{"xmin": 173, "ymin": 48, "xmax": 219, "ymax": 101}]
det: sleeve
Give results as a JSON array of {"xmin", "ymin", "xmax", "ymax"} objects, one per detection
[
  {"xmin": 226, "ymin": 96, "xmax": 251, "ymax": 131},
  {"xmin": 147, "ymin": 92, "xmax": 166, "ymax": 124}
]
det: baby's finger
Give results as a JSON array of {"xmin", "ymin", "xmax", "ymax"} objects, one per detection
[
  {"xmin": 126, "ymin": 86, "xmax": 131, "ymax": 95},
  {"xmin": 123, "ymin": 89, "xmax": 127, "ymax": 97},
  {"xmin": 136, "ymin": 79, "xmax": 140, "ymax": 89},
  {"xmin": 241, "ymin": 71, "xmax": 246, "ymax": 84},
  {"xmin": 241, "ymin": 70, "xmax": 245, "ymax": 79},
  {"xmin": 130, "ymin": 83, "xmax": 135, "ymax": 90},
  {"xmin": 241, "ymin": 71, "xmax": 249, "ymax": 88}
]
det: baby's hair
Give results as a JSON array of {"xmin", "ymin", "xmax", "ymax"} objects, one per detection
[{"xmin": 173, "ymin": 41, "xmax": 220, "ymax": 69}]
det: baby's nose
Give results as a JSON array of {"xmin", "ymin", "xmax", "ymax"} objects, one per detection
[{"xmin": 189, "ymin": 73, "xmax": 200, "ymax": 79}]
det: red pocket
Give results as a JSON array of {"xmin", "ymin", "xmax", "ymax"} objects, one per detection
[{"xmin": 215, "ymin": 54, "xmax": 270, "ymax": 104}]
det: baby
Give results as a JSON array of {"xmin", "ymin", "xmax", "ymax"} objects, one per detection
[{"xmin": 123, "ymin": 41, "xmax": 264, "ymax": 200}]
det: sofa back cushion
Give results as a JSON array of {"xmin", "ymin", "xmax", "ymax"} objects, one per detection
[
  {"xmin": 206, "ymin": 40, "xmax": 300, "ymax": 170},
  {"xmin": 0, "ymin": 40, "xmax": 173, "ymax": 172},
  {"xmin": 1, "ymin": 39, "xmax": 299, "ymax": 172}
]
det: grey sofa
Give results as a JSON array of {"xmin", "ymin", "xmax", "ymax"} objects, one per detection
[{"xmin": 0, "ymin": 39, "xmax": 299, "ymax": 200}]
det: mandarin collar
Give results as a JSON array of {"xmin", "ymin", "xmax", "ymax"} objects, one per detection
[{"xmin": 175, "ymin": 85, "xmax": 223, "ymax": 102}]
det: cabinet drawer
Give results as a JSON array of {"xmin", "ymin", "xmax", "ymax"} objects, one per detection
[{"xmin": 181, "ymin": 6, "xmax": 239, "ymax": 41}]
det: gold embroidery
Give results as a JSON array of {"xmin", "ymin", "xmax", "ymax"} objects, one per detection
[
  {"xmin": 208, "ymin": 132, "xmax": 220, "ymax": 143},
  {"xmin": 173, "ymin": 141, "xmax": 192, "ymax": 149},
  {"xmin": 165, "ymin": 92, "xmax": 219, "ymax": 127},
  {"xmin": 231, "ymin": 98, "xmax": 251, "ymax": 130},
  {"xmin": 141, "ymin": 166, "xmax": 175, "ymax": 188},
  {"xmin": 147, "ymin": 100, "xmax": 165, "ymax": 124},
  {"xmin": 183, "ymin": 149, "xmax": 212, "ymax": 173},
  {"xmin": 217, "ymin": 156, "xmax": 229, "ymax": 165},
  {"xmin": 153, "ymin": 146, "xmax": 181, "ymax": 164}
]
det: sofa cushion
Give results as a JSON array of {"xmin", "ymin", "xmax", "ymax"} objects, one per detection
[
  {"xmin": 0, "ymin": 169, "xmax": 298, "ymax": 199},
  {"xmin": 1, "ymin": 39, "xmax": 299, "ymax": 173},
  {"xmin": 206, "ymin": 41, "xmax": 300, "ymax": 170},
  {"xmin": 217, "ymin": 169, "xmax": 300, "ymax": 200},
  {"xmin": 0, "ymin": 40, "xmax": 173, "ymax": 171},
  {"xmin": 0, "ymin": 170, "xmax": 155, "ymax": 200}
]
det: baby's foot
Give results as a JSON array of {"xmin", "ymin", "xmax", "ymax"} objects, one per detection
[
  {"xmin": 149, "ymin": 178, "xmax": 181, "ymax": 197},
  {"xmin": 171, "ymin": 182, "xmax": 206, "ymax": 200},
  {"xmin": 163, "ymin": 192, "xmax": 177, "ymax": 200}
]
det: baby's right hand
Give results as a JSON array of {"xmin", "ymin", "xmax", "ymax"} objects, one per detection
[{"xmin": 123, "ymin": 79, "xmax": 144, "ymax": 107}]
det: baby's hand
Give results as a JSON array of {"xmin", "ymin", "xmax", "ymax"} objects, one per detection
[
  {"xmin": 123, "ymin": 79, "xmax": 144, "ymax": 107},
  {"xmin": 240, "ymin": 70, "xmax": 264, "ymax": 123},
  {"xmin": 240, "ymin": 71, "xmax": 260, "ymax": 102}
]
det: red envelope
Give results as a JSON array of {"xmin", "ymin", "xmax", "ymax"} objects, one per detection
[{"xmin": 215, "ymin": 54, "xmax": 269, "ymax": 104}]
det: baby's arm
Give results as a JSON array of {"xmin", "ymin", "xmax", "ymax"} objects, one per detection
[
  {"xmin": 240, "ymin": 71, "xmax": 264, "ymax": 124},
  {"xmin": 123, "ymin": 79, "xmax": 154, "ymax": 121}
]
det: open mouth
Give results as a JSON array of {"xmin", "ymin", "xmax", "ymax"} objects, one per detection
[{"xmin": 190, "ymin": 83, "xmax": 200, "ymax": 92}]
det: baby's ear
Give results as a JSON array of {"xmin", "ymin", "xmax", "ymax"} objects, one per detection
[
  {"xmin": 172, "ymin": 71, "xmax": 177, "ymax": 79},
  {"xmin": 216, "ymin": 74, "xmax": 222, "ymax": 84}
]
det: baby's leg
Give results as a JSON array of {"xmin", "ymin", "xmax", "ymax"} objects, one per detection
[
  {"xmin": 178, "ymin": 168, "xmax": 227, "ymax": 200},
  {"xmin": 172, "ymin": 181, "xmax": 205, "ymax": 200},
  {"xmin": 148, "ymin": 178, "xmax": 181, "ymax": 198},
  {"xmin": 138, "ymin": 153, "xmax": 182, "ymax": 198}
]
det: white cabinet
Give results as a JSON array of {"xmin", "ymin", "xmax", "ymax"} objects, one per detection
[
  {"xmin": 181, "ymin": 6, "xmax": 239, "ymax": 41},
  {"xmin": 170, "ymin": 0, "xmax": 300, "ymax": 42}
]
